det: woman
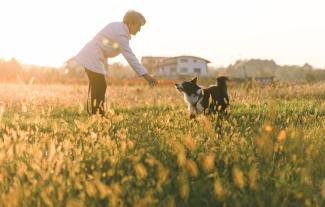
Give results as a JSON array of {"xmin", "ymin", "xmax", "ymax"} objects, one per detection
[{"xmin": 74, "ymin": 10, "xmax": 157, "ymax": 116}]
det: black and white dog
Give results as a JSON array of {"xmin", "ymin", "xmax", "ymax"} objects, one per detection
[
  {"xmin": 175, "ymin": 77, "xmax": 229, "ymax": 118},
  {"xmin": 175, "ymin": 77, "xmax": 210, "ymax": 118}
]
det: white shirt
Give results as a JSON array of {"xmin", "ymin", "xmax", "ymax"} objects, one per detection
[{"xmin": 75, "ymin": 22, "xmax": 148, "ymax": 76}]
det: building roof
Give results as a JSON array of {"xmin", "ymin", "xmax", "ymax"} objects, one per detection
[
  {"xmin": 162, "ymin": 55, "xmax": 210, "ymax": 63},
  {"xmin": 141, "ymin": 56, "xmax": 168, "ymax": 61},
  {"xmin": 142, "ymin": 55, "xmax": 211, "ymax": 63}
]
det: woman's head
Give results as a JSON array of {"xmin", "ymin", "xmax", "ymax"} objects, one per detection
[
  {"xmin": 123, "ymin": 10, "xmax": 146, "ymax": 35},
  {"xmin": 123, "ymin": 10, "xmax": 146, "ymax": 25}
]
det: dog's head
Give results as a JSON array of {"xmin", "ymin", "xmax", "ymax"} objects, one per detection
[
  {"xmin": 175, "ymin": 77, "xmax": 201, "ymax": 95},
  {"xmin": 217, "ymin": 76, "xmax": 229, "ymax": 86}
]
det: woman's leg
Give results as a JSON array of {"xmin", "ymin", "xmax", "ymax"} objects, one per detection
[{"xmin": 85, "ymin": 69, "xmax": 107, "ymax": 116}]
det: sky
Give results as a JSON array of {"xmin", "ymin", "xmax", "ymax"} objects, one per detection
[{"xmin": 0, "ymin": 0, "xmax": 325, "ymax": 68}]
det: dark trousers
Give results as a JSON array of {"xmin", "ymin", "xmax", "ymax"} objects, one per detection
[{"xmin": 85, "ymin": 69, "xmax": 107, "ymax": 115}]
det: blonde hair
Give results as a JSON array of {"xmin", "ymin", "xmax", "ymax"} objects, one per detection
[{"xmin": 123, "ymin": 10, "xmax": 146, "ymax": 26}]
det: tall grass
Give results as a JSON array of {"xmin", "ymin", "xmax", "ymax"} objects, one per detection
[{"xmin": 0, "ymin": 82, "xmax": 325, "ymax": 207}]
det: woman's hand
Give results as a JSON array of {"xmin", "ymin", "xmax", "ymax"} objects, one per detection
[{"xmin": 142, "ymin": 74, "xmax": 158, "ymax": 87}]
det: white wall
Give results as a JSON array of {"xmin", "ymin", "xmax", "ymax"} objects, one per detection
[
  {"xmin": 157, "ymin": 56, "xmax": 210, "ymax": 77},
  {"xmin": 176, "ymin": 57, "xmax": 209, "ymax": 76}
]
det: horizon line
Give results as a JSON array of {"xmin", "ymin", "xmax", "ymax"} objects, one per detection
[{"xmin": 1, "ymin": 56, "xmax": 325, "ymax": 70}]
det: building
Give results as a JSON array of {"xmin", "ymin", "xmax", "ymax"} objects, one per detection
[
  {"xmin": 141, "ymin": 55, "xmax": 210, "ymax": 77},
  {"xmin": 141, "ymin": 56, "xmax": 167, "ymax": 74}
]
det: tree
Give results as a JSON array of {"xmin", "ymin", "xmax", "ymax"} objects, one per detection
[{"xmin": 0, "ymin": 58, "xmax": 25, "ymax": 78}]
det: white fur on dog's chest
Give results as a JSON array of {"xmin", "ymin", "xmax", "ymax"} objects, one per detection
[
  {"xmin": 184, "ymin": 94, "xmax": 199, "ymax": 105},
  {"xmin": 184, "ymin": 93, "xmax": 204, "ymax": 114},
  {"xmin": 196, "ymin": 102, "xmax": 204, "ymax": 112}
]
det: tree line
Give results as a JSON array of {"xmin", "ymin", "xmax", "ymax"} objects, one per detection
[{"xmin": 1, "ymin": 58, "xmax": 325, "ymax": 84}]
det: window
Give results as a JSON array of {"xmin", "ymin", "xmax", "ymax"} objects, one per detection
[
  {"xmin": 193, "ymin": 59, "xmax": 197, "ymax": 63},
  {"xmin": 194, "ymin": 68, "xmax": 201, "ymax": 74},
  {"xmin": 181, "ymin": 68, "xmax": 188, "ymax": 73},
  {"xmin": 170, "ymin": 67, "xmax": 176, "ymax": 73},
  {"xmin": 180, "ymin": 59, "xmax": 188, "ymax": 62}
]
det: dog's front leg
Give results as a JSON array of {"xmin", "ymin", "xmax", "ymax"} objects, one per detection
[
  {"xmin": 188, "ymin": 104, "xmax": 196, "ymax": 119},
  {"xmin": 190, "ymin": 114, "xmax": 196, "ymax": 119},
  {"xmin": 209, "ymin": 101, "xmax": 217, "ymax": 114}
]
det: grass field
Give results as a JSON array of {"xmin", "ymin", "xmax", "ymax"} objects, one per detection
[{"xmin": 1, "ymin": 82, "xmax": 325, "ymax": 207}]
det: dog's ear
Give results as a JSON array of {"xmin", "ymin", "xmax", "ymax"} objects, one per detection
[
  {"xmin": 217, "ymin": 76, "xmax": 229, "ymax": 82},
  {"xmin": 191, "ymin": 77, "xmax": 197, "ymax": 84}
]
